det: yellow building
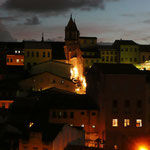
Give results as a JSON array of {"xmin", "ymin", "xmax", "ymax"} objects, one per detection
[
  {"xmin": 113, "ymin": 40, "xmax": 140, "ymax": 64},
  {"xmin": 139, "ymin": 45, "xmax": 150, "ymax": 63},
  {"xmin": 79, "ymin": 37, "xmax": 97, "ymax": 49},
  {"xmin": 99, "ymin": 45, "xmax": 117, "ymax": 64},
  {"xmin": 24, "ymin": 41, "xmax": 52, "ymax": 69}
]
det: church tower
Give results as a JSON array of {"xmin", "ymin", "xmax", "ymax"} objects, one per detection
[{"xmin": 65, "ymin": 15, "xmax": 80, "ymax": 45}]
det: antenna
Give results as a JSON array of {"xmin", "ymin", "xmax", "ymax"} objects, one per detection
[{"xmin": 42, "ymin": 32, "xmax": 44, "ymax": 42}]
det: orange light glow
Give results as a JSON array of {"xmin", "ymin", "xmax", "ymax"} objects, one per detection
[
  {"xmin": 70, "ymin": 66, "xmax": 87, "ymax": 94},
  {"xmin": 138, "ymin": 146, "xmax": 148, "ymax": 150}
]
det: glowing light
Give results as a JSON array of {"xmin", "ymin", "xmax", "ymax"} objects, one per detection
[
  {"xmin": 29, "ymin": 122, "xmax": 34, "ymax": 128},
  {"xmin": 138, "ymin": 146, "xmax": 148, "ymax": 150}
]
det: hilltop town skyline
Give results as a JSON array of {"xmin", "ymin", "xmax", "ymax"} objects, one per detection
[{"xmin": 1, "ymin": 0, "xmax": 150, "ymax": 44}]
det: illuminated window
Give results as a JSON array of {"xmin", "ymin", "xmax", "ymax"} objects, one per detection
[
  {"xmin": 16, "ymin": 59, "xmax": 19, "ymax": 63},
  {"xmin": 136, "ymin": 119, "xmax": 142, "ymax": 127},
  {"xmin": 114, "ymin": 145, "xmax": 118, "ymax": 150},
  {"xmin": 92, "ymin": 125, "xmax": 96, "ymax": 128},
  {"xmin": 81, "ymin": 124, "xmax": 84, "ymax": 127},
  {"xmin": 18, "ymin": 50, "xmax": 20, "ymax": 53},
  {"xmin": 29, "ymin": 122, "xmax": 34, "ymax": 128},
  {"xmin": 15, "ymin": 50, "xmax": 17, "ymax": 53},
  {"xmin": 21, "ymin": 59, "xmax": 24, "ymax": 62},
  {"xmin": 124, "ymin": 119, "xmax": 130, "ymax": 127},
  {"xmin": 58, "ymin": 112, "xmax": 62, "ymax": 118},
  {"xmin": 112, "ymin": 119, "xmax": 118, "ymax": 127}
]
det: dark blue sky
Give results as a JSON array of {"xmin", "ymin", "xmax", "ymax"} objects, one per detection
[{"xmin": 0, "ymin": 0, "xmax": 150, "ymax": 44}]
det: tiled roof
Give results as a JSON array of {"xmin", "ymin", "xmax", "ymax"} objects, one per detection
[
  {"xmin": 88, "ymin": 63, "xmax": 143, "ymax": 75},
  {"xmin": 36, "ymin": 88, "xmax": 99, "ymax": 110},
  {"xmin": 139, "ymin": 45, "xmax": 150, "ymax": 52},
  {"xmin": 113, "ymin": 40, "xmax": 138, "ymax": 47}
]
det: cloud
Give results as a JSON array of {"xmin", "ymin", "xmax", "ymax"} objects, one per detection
[
  {"xmin": 0, "ymin": 16, "xmax": 17, "ymax": 22},
  {"xmin": 121, "ymin": 13, "xmax": 136, "ymax": 17},
  {"xmin": 0, "ymin": 22, "xmax": 16, "ymax": 41},
  {"xmin": 143, "ymin": 19, "xmax": 150, "ymax": 24},
  {"xmin": 3, "ymin": 0, "xmax": 119, "ymax": 14},
  {"xmin": 24, "ymin": 16, "xmax": 40, "ymax": 25}
]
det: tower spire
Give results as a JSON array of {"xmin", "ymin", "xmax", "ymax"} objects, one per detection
[{"xmin": 42, "ymin": 32, "xmax": 44, "ymax": 42}]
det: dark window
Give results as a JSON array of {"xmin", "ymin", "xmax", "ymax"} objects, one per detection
[
  {"xmin": 10, "ymin": 59, "xmax": 13, "ymax": 62},
  {"xmin": 33, "ymin": 147, "xmax": 38, "ymax": 150},
  {"xmin": 36, "ymin": 52, "xmax": 39, "ymax": 57},
  {"xmin": 84, "ymin": 40, "xmax": 87, "ymax": 44},
  {"xmin": 137, "ymin": 100, "xmax": 142, "ymax": 108},
  {"xmin": 135, "ymin": 48, "xmax": 137, "ymax": 52},
  {"xmin": 112, "ymin": 100, "xmax": 118, "ymax": 108},
  {"xmin": 52, "ymin": 80, "xmax": 56, "ymax": 83},
  {"xmin": 48, "ymin": 52, "xmax": 50, "ymax": 57},
  {"xmin": 92, "ymin": 112, "xmax": 96, "ymax": 116},
  {"xmin": 106, "ymin": 56, "xmax": 109, "ymax": 62},
  {"xmin": 143, "ymin": 56, "xmax": 145, "ymax": 61},
  {"xmin": 149, "ymin": 56, "xmax": 150, "ymax": 60},
  {"xmin": 134, "ymin": 58, "xmax": 137, "ymax": 62},
  {"xmin": 32, "ymin": 52, "xmax": 34, "ymax": 57},
  {"xmin": 111, "ymin": 52, "xmax": 113, "ymax": 55},
  {"xmin": 81, "ymin": 112, "xmax": 85, "ymax": 115},
  {"xmin": 91, "ymin": 60, "xmax": 94, "ymax": 63},
  {"xmin": 110, "ymin": 56, "xmax": 113, "ymax": 62},
  {"xmin": 52, "ymin": 112, "xmax": 56, "ymax": 118},
  {"xmin": 125, "ymin": 100, "xmax": 130, "ymax": 108},
  {"xmin": 106, "ymin": 52, "xmax": 109, "ymax": 55},
  {"xmin": 63, "ymin": 112, "xmax": 67, "ymax": 118},
  {"xmin": 125, "ymin": 48, "xmax": 128, "ymax": 52},
  {"xmin": 33, "ymin": 63, "xmax": 37, "ymax": 66},
  {"xmin": 130, "ymin": 48, "xmax": 132, "ymax": 52},
  {"xmin": 70, "ymin": 112, "xmax": 74, "ymax": 118},
  {"xmin": 27, "ymin": 51, "xmax": 30, "ymax": 57},
  {"xmin": 6, "ymin": 59, "xmax": 9, "ymax": 62},
  {"xmin": 43, "ymin": 52, "xmax": 45, "ymax": 57},
  {"xmin": 102, "ymin": 56, "xmax": 104, "ymax": 61},
  {"xmin": 130, "ymin": 58, "xmax": 132, "ymax": 62}
]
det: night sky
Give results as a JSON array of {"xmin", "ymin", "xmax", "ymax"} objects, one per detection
[{"xmin": 0, "ymin": 0, "xmax": 150, "ymax": 44}]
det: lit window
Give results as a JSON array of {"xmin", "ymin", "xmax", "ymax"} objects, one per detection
[
  {"xmin": 18, "ymin": 50, "xmax": 20, "ymax": 53},
  {"xmin": 16, "ymin": 59, "xmax": 19, "ymax": 63},
  {"xmin": 21, "ymin": 59, "xmax": 24, "ymax": 62},
  {"xmin": 15, "ymin": 50, "xmax": 17, "ymax": 53},
  {"xmin": 112, "ymin": 119, "xmax": 118, "ymax": 127},
  {"xmin": 70, "ymin": 124, "xmax": 73, "ymax": 126},
  {"xmin": 81, "ymin": 124, "xmax": 84, "ymax": 127},
  {"xmin": 92, "ymin": 125, "xmax": 96, "ymax": 128},
  {"xmin": 124, "ymin": 119, "xmax": 130, "ymax": 127},
  {"xmin": 114, "ymin": 145, "xmax": 118, "ymax": 150},
  {"xmin": 136, "ymin": 119, "xmax": 142, "ymax": 127},
  {"xmin": 29, "ymin": 122, "xmax": 34, "ymax": 128},
  {"xmin": 58, "ymin": 112, "xmax": 62, "ymax": 118}
]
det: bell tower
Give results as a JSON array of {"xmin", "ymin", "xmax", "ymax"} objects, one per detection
[{"xmin": 65, "ymin": 15, "xmax": 80, "ymax": 45}]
